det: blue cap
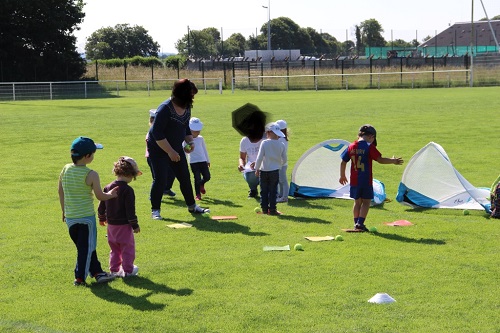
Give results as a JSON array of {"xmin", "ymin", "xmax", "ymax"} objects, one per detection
[{"xmin": 70, "ymin": 137, "xmax": 98, "ymax": 156}]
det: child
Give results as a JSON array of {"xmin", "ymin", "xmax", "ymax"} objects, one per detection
[
  {"xmin": 146, "ymin": 109, "xmax": 176, "ymax": 198},
  {"xmin": 255, "ymin": 123, "xmax": 287, "ymax": 215},
  {"xmin": 275, "ymin": 119, "xmax": 289, "ymax": 203},
  {"xmin": 339, "ymin": 125, "xmax": 403, "ymax": 231},
  {"xmin": 98, "ymin": 156, "xmax": 142, "ymax": 277},
  {"xmin": 58, "ymin": 136, "xmax": 118, "ymax": 286},
  {"xmin": 184, "ymin": 117, "xmax": 211, "ymax": 200}
]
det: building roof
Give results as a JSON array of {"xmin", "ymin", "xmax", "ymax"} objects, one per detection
[{"xmin": 420, "ymin": 20, "xmax": 500, "ymax": 47}]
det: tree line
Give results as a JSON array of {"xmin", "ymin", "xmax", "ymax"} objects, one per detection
[{"xmin": 1, "ymin": 1, "xmax": 499, "ymax": 82}]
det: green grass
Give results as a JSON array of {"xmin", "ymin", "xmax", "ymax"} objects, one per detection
[{"xmin": 1, "ymin": 88, "xmax": 500, "ymax": 332}]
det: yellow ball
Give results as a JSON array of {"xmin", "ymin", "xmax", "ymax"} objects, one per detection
[
  {"xmin": 335, "ymin": 235, "xmax": 344, "ymax": 241},
  {"xmin": 294, "ymin": 243, "xmax": 304, "ymax": 251}
]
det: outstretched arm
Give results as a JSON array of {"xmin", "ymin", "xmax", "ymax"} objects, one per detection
[
  {"xmin": 377, "ymin": 156, "xmax": 404, "ymax": 165},
  {"xmin": 86, "ymin": 171, "xmax": 118, "ymax": 201}
]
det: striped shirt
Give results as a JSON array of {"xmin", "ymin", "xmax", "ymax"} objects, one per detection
[{"xmin": 60, "ymin": 164, "xmax": 95, "ymax": 218}]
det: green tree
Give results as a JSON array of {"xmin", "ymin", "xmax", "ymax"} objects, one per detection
[
  {"xmin": 480, "ymin": 15, "xmax": 500, "ymax": 20},
  {"xmin": 359, "ymin": 19, "xmax": 386, "ymax": 47},
  {"xmin": 176, "ymin": 27, "xmax": 220, "ymax": 58},
  {"xmin": 266, "ymin": 17, "xmax": 312, "ymax": 51},
  {"xmin": 387, "ymin": 39, "xmax": 413, "ymax": 48},
  {"xmin": 223, "ymin": 33, "xmax": 246, "ymax": 57},
  {"xmin": 0, "ymin": 0, "xmax": 86, "ymax": 81},
  {"xmin": 85, "ymin": 23, "xmax": 159, "ymax": 60}
]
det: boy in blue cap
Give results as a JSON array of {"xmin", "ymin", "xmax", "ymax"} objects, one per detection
[{"xmin": 58, "ymin": 136, "xmax": 119, "ymax": 286}]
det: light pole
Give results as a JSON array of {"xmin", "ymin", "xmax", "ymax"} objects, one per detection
[{"xmin": 262, "ymin": 0, "xmax": 271, "ymax": 50}]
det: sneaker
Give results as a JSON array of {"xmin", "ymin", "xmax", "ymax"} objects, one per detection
[
  {"xmin": 110, "ymin": 270, "xmax": 124, "ymax": 278},
  {"xmin": 248, "ymin": 190, "xmax": 257, "ymax": 198},
  {"xmin": 269, "ymin": 209, "xmax": 282, "ymax": 216},
  {"xmin": 163, "ymin": 190, "xmax": 176, "ymax": 197},
  {"xmin": 73, "ymin": 278, "xmax": 87, "ymax": 286},
  {"xmin": 189, "ymin": 205, "xmax": 210, "ymax": 214},
  {"xmin": 276, "ymin": 197, "xmax": 288, "ymax": 203},
  {"xmin": 151, "ymin": 210, "xmax": 162, "ymax": 220},
  {"xmin": 200, "ymin": 184, "xmax": 206, "ymax": 194},
  {"xmin": 125, "ymin": 265, "xmax": 139, "ymax": 277},
  {"xmin": 354, "ymin": 224, "xmax": 369, "ymax": 232},
  {"xmin": 195, "ymin": 195, "xmax": 202, "ymax": 201},
  {"xmin": 94, "ymin": 272, "xmax": 116, "ymax": 284}
]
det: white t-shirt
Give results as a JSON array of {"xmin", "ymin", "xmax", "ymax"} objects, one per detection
[
  {"xmin": 185, "ymin": 136, "xmax": 209, "ymax": 163},
  {"xmin": 255, "ymin": 139, "xmax": 287, "ymax": 172},
  {"xmin": 240, "ymin": 137, "xmax": 263, "ymax": 173}
]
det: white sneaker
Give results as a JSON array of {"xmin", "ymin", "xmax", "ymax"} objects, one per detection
[
  {"xmin": 276, "ymin": 197, "xmax": 288, "ymax": 203},
  {"xmin": 151, "ymin": 210, "xmax": 162, "ymax": 220},
  {"xmin": 125, "ymin": 265, "xmax": 139, "ymax": 277},
  {"xmin": 189, "ymin": 205, "xmax": 210, "ymax": 214}
]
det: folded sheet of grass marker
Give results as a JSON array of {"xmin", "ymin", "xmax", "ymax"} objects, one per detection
[
  {"xmin": 384, "ymin": 220, "xmax": 413, "ymax": 226},
  {"xmin": 304, "ymin": 236, "xmax": 335, "ymax": 241},
  {"xmin": 166, "ymin": 223, "xmax": 192, "ymax": 229},
  {"xmin": 210, "ymin": 216, "xmax": 238, "ymax": 220},
  {"xmin": 263, "ymin": 245, "xmax": 290, "ymax": 251}
]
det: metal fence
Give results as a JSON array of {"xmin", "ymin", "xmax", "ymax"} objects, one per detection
[{"xmin": 1, "ymin": 55, "xmax": 499, "ymax": 101}]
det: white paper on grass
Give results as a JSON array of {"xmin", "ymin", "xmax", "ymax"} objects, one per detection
[{"xmin": 263, "ymin": 245, "xmax": 290, "ymax": 251}]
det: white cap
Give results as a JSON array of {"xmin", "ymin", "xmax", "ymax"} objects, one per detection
[
  {"xmin": 276, "ymin": 119, "xmax": 287, "ymax": 129},
  {"xmin": 149, "ymin": 109, "xmax": 157, "ymax": 117},
  {"xmin": 265, "ymin": 122, "xmax": 285, "ymax": 138},
  {"xmin": 189, "ymin": 117, "xmax": 203, "ymax": 131}
]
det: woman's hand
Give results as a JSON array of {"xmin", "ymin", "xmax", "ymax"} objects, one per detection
[{"xmin": 168, "ymin": 150, "xmax": 180, "ymax": 162}]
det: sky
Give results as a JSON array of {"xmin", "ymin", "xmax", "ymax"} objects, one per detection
[{"xmin": 74, "ymin": 0, "xmax": 500, "ymax": 54}]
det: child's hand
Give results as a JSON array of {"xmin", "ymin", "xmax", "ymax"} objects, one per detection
[
  {"xmin": 250, "ymin": 162, "xmax": 256, "ymax": 170},
  {"xmin": 208, "ymin": 163, "xmax": 211, "ymax": 168},
  {"xmin": 99, "ymin": 221, "xmax": 107, "ymax": 226},
  {"xmin": 108, "ymin": 186, "xmax": 119, "ymax": 198},
  {"xmin": 392, "ymin": 156, "xmax": 404, "ymax": 165},
  {"xmin": 255, "ymin": 170, "xmax": 260, "ymax": 177},
  {"xmin": 184, "ymin": 142, "xmax": 195, "ymax": 153},
  {"xmin": 238, "ymin": 164, "xmax": 244, "ymax": 172},
  {"xmin": 134, "ymin": 226, "xmax": 140, "ymax": 233},
  {"xmin": 339, "ymin": 176, "xmax": 348, "ymax": 185}
]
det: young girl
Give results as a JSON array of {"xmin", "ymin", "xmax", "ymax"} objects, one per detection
[
  {"xmin": 275, "ymin": 119, "xmax": 289, "ymax": 203},
  {"xmin": 98, "ymin": 156, "xmax": 142, "ymax": 277},
  {"xmin": 339, "ymin": 125, "xmax": 403, "ymax": 231},
  {"xmin": 184, "ymin": 117, "xmax": 211, "ymax": 200},
  {"xmin": 255, "ymin": 123, "xmax": 287, "ymax": 215}
]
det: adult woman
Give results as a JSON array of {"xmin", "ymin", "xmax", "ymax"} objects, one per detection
[{"xmin": 147, "ymin": 79, "xmax": 209, "ymax": 219}]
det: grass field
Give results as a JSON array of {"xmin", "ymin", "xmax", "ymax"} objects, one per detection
[{"xmin": 1, "ymin": 87, "xmax": 500, "ymax": 332}]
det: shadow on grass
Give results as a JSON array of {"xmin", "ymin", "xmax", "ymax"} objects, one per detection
[
  {"xmin": 276, "ymin": 213, "xmax": 332, "ymax": 225},
  {"xmin": 287, "ymin": 198, "xmax": 335, "ymax": 210},
  {"xmin": 90, "ymin": 276, "xmax": 193, "ymax": 311},
  {"xmin": 190, "ymin": 218, "xmax": 268, "ymax": 236},
  {"xmin": 196, "ymin": 197, "xmax": 243, "ymax": 208},
  {"xmin": 372, "ymin": 231, "xmax": 446, "ymax": 245}
]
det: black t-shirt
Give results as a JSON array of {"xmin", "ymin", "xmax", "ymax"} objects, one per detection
[{"xmin": 148, "ymin": 98, "xmax": 192, "ymax": 157}]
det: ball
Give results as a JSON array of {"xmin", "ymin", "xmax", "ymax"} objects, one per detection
[
  {"xmin": 463, "ymin": 209, "xmax": 470, "ymax": 215},
  {"xmin": 294, "ymin": 243, "xmax": 304, "ymax": 251},
  {"xmin": 369, "ymin": 226, "xmax": 378, "ymax": 233},
  {"xmin": 185, "ymin": 144, "xmax": 191, "ymax": 150},
  {"xmin": 202, "ymin": 212, "xmax": 210, "ymax": 217},
  {"xmin": 254, "ymin": 207, "xmax": 262, "ymax": 213},
  {"xmin": 335, "ymin": 235, "xmax": 344, "ymax": 241}
]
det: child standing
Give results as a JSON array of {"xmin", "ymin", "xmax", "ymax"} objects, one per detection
[
  {"xmin": 146, "ymin": 109, "xmax": 176, "ymax": 197},
  {"xmin": 58, "ymin": 136, "xmax": 118, "ymax": 286},
  {"xmin": 98, "ymin": 156, "xmax": 142, "ymax": 277},
  {"xmin": 255, "ymin": 123, "xmax": 287, "ymax": 215},
  {"xmin": 339, "ymin": 125, "xmax": 404, "ymax": 231},
  {"xmin": 275, "ymin": 119, "xmax": 289, "ymax": 203},
  {"xmin": 184, "ymin": 117, "xmax": 211, "ymax": 200}
]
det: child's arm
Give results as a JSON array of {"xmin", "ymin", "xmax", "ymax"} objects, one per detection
[
  {"xmin": 376, "ymin": 156, "xmax": 404, "ymax": 165},
  {"xmin": 238, "ymin": 151, "xmax": 247, "ymax": 171},
  {"xmin": 86, "ymin": 170, "xmax": 118, "ymax": 201},
  {"xmin": 339, "ymin": 160, "xmax": 348, "ymax": 185},
  {"xmin": 58, "ymin": 178, "xmax": 65, "ymax": 221},
  {"xmin": 184, "ymin": 134, "xmax": 194, "ymax": 153}
]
